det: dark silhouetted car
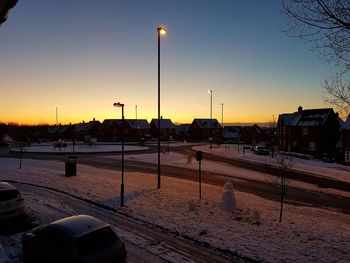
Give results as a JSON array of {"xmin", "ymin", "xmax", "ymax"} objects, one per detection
[
  {"xmin": 252, "ymin": 145, "xmax": 270, "ymax": 155},
  {"xmin": 22, "ymin": 215, "xmax": 127, "ymax": 263},
  {"xmin": 0, "ymin": 182, "xmax": 25, "ymax": 220}
]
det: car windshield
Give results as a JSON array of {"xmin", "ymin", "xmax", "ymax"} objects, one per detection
[
  {"xmin": 0, "ymin": 190, "xmax": 20, "ymax": 201},
  {"xmin": 75, "ymin": 226, "xmax": 119, "ymax": 255}
]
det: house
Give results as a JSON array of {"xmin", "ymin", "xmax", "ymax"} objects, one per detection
[
  {"xmin": 98, "ymin": 119, "xmax": 123, "ymax": 141},
  {"xmin": 47, "ymin": 125, "xmax": 74, "ymax": 141},
  {"xmin": 223, "ymin": 126, "xmax": 241, "ymax": 143},
  {"xmin": 240, "ymin": 124, "xmax": 266, "ymax": 145},
  {"xmin": 124, "ymin": 119, "xmax": 150, "ymax": 141},
  {"xmin": 175, "ymin": 124, "xmax": 190, "ymax": 140},
  {"xmin": 189, "ymin": 118, "xmax": 223, "ymax": 142},
  {"xmin": 277, "ymin": 106, "xmax": 341, "ymax": 157},
  {"xmin": 342, "ymin": 115, "xmax": 350, "ymax": 164},
  {"xmin": 150, "ymin": 119, "xmax": 176, "ymax": 140},
  {"xmin": 73, "ymin": 119, "xmax": 101, "ymax": 142}
]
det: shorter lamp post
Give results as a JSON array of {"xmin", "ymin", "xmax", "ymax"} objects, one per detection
[
  {"xmin": 113, "ymin": 102, "xmax": 125, "ymax": 207},
  {"xmin": 208, "ymin": 90, "xmax": 213, "ymax": 148}
]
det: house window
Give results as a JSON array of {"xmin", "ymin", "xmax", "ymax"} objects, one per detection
[
  {"xmin": 302, "ymin": 127, "xmax": 308, "ymax": 136},
  {"xmin": 345, "ymin": 149, "xmax": 350, "ymax": 163},
  {"xmin": 309, "ymin": 142, "xmax": 316, "ymax": 151}
]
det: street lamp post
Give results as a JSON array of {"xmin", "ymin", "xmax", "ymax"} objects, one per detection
[
  {"xmin": 208, "ymin": 90, "xmax": 213, "ymax": 148},
  {"xmin": 157, "ymin": 25, "xmax": 167, "ymax": 189},
  {"xmin": 220, "ymin": 103, "xmax": 224, "ymax": 128},
  {"xmin": 113, "ymin": 102, "xmax": 125, "ymax": 207}
]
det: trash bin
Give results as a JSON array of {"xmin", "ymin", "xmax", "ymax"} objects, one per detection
[{"xmin": 65, "ymin": 156, "xmax": 78, "ymax": 177}]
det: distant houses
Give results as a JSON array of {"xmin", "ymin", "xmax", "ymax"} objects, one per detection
[{"xmin": 4, "ymin": 107, "xmax": 350, "ymax": 164}]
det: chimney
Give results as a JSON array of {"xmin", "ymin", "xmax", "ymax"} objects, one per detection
[{"xmin": 298, "ymin": 106, "xmax": 303, "ymax": 114}]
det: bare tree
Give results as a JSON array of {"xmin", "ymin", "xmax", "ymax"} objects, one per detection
[
  {"xmin": 283, "ymin": 0, "xmax": 350, "ymax": 113},
  {"xmin": 322, "ymin": 73, "xmax": 350, "ymax": 117},
  {"xmin": 269, "ymin": 152, "xmax": 294, "ymax": 222}
]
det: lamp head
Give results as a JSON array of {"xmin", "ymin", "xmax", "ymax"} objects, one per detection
[
  {"xmin": 157, "ymin": 26, "xmax": 167, "ymax": 35},
  {"xmin": 113, "ymin": 102, "xmax": 124, "ymax": 108}
]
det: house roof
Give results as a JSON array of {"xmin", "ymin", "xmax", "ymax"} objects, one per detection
[
  {"xmin": 99, "ymin": 119, "xmax": 122, "ymax": 129},
  {"xmin": 125, "ymin": 119, "xmax": 150, "ymax": 129},
  {"xmin": 278, "ymin": 108, "xmax": 335, "ymax": 127},
  {"xmin": 192, "ymin": 118, "xmax": 222, "ymax": 129},
  {"xmin": 74, "ymin": 121, "xmax": 100, "ymax": 133},
  {"xmin": 151, "ymin": 119, "xmax": 176, "ymax": 129},
  {"xmin": 175, "ymin": 124, "xmax": 190, "ymax": 134},
  {"xmin": 47, "ymin": 125, "xmax": 71, "ymax": 134}
]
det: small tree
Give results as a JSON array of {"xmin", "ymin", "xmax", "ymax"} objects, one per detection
[{"xmin": 269, "ymin": 152, "xmax": 294, "ymax": 222}]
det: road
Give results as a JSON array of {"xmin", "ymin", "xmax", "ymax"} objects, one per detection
[{"xmin": 2, "ymin": 182, "xmax": 237, "ymax": 263}]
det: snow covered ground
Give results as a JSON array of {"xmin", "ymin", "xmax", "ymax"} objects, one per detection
[
  {"xmin": 9, "ymin": 144, "xmax": 149, "ymax": 153},
  {"xmin": 193, "ymin": 144, "xmax": 350, "ymax": 184},
  {"xmin": 104, "ymin": 151, "xmax": 350, "ymax": 198},
  {"xmin": 0, "ymin": 157, "xmax": 349, "ymax": 262}
]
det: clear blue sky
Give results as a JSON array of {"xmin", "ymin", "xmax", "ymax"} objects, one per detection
[{"xmin": 0, "ymin": 0, "xmax": 336, "ymax": 124}]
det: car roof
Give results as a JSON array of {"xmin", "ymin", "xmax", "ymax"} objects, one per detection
[
  {"xmin": 0, "ymin": 182, "xmax": 17, "ymax": 191},
  {"xmin": 49, "ymin": 215, "xmax": 110, "ymax": 237}
]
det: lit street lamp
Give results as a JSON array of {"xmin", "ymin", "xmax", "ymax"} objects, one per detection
[
  {"xmin": 157, "ymin": 25, "xmax": 167, "ymax": 189},
  {"xmin": 208, "ymin": 90, "xmax": 213, "ymax": 148},
  {"xmin": 113, "ymin": 101, "xmax": 125, "ymax": 207}
]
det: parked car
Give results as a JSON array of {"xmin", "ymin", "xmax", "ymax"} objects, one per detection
[
  {"xmin": 22, "ymin": 215, "xmax": 127, "ymax": 263},
  {"xmin": 53, "ymin": 140, "xmax": 67, "ymax": 148},
  {"xmin": 252, "ymin": 145, "xmax": 270, "ymax": 155},
  {"xmin": 0, "ymin": 182, "xmax": 25, "ymax": 220}
]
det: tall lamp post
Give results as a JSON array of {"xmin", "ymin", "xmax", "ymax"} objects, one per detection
[
  {"xmin": 208, "ymin": 90, "xmax": 213, "ymax": 148},
  {"xmin": 220, "ymin": 103, "xmax": 224, "ymax": 128},
  {"xmin": 113, "ymin": 102, "xmax": 125, "ymax": 207},
  {"xmin": 157, "ymin": 25, "xmax": 167, "ymax": 189}
]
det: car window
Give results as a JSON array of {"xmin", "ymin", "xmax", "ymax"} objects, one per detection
[
  {"xmin": 0, "ymin": 190, "xmax": 20, "ymax": 201},
  {"xmin": 38, "ymin": 227, "xmax": 72, "ymax": 254},
  {"xmin": 75, "ymin": 226, "xmax": 118, "ymax": 255}
]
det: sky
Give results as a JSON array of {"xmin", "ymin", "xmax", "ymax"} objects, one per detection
[{"xmin": 0, "ymin": 0, "xmax": 338, "ymax": 125}]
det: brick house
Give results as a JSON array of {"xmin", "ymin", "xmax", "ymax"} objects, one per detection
[
  {"xmin": 150, "ymin": 119, "xmax": 176, "ymax": 140},
  {"xmin": 124, "ymin": 119, "xmax": 150, "ymax": 141},
  {"xmin": 98, "ymin": 119, "xmax": 123, "ymax": 141},
  {"xmin": 47, "ymin": 125, "xmax": 74, "ymax": 141},
  {"xmin": 73, "ymin": 119, "xmax": 101, "ymax": 141},
  {"xmin": 240, "ymin": 124, "xmax": 266, "ymax": 145},
  {"xmin": 277, "ymin": 106, "xmax": 341, "ymax": 157},
  {"xmin": 342, "ymin": 115, "xmax": 350, "ymax": 164},
  {"xmin": 189, "ymin": 118, "xmax": 223, "ymax": 142}
]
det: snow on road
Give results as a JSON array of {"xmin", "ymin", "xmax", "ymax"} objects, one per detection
[{"xmin": 0, "ymin": 157, "xmax": 349, "ymax": 262}]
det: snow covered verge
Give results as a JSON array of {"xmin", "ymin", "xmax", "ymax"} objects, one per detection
[
  {"xmin": 193, "ymin": 144, "xmax": 350, "ymax": 184},
  {"xmin": 0, "ymin": 158, "xmax": 349, "ymax": 262}
]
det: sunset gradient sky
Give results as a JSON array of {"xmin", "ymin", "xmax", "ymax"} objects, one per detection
[{"xmin": 0, "ymin": 0, "xmax": 336, "ymax": 125}]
